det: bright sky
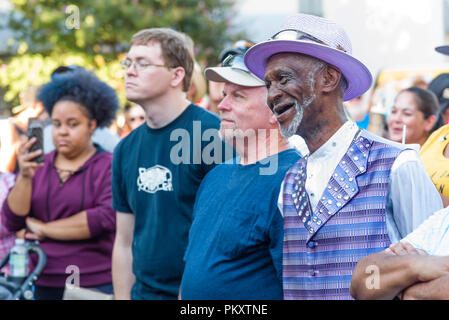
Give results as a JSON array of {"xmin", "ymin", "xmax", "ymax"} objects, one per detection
[
  {"xmin": 235, "ymin": 0, "xmax": 298, "ymax": 14},
  {"xmin": 0, "ymin": 0, "xmax": 10, "ymax": 11}
]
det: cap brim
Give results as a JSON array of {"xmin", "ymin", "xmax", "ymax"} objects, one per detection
[
  {"xmin": 244, "ymin": 40, "xmax": 373, "ymax": 101},
  {"xmin": 204, "ymin": 67, "xmax": 265, "ymax": 87},
  {"xmin": 435, "ymin": 46, "xmax": 449, "ymax": 55}
]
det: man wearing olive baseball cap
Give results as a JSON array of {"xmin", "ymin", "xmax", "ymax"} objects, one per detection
[
  {"xmin": 180, "ymin": 49, "xmax": 301, "ymax": 299},
  {"xmin": 243, "ymin": 13, "xmax": 442, "ymax": 300}
]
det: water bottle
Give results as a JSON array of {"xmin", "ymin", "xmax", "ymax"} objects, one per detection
[{"xmin": 9, "ymin": 239, "xmax": 28, "ymax": 279}]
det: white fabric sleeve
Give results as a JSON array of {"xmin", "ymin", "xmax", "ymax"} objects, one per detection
[
  {"xmin": 386, "ymin": 150, "xmax": 443, "ymax": 244},
  {"xmin": 402, "ymin": 207, "xmax": 449, "ymax": 256}
]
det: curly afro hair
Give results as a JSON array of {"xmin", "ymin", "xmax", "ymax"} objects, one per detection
[{"xmin": 38, "ymin": 69, "xmax": 119, "ymax": 127}]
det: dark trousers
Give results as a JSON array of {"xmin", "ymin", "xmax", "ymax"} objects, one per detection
[{"xmin": 33, "ymin": 283, "xmax": 113, "ymax": 300}]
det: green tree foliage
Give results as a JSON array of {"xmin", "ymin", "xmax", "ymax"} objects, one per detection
[{"xmin": 1, "ymin": 0, "xmax": 244, "ymax": 110}]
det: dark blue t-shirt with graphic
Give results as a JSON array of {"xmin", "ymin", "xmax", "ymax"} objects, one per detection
[{"xmin": 112, "ymin": 104, "xmax": 232, "ymax": 299}]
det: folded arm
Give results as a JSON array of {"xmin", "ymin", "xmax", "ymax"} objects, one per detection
[
  {"xmin": 350, "ymin": 242, "xmax": 449, "ymax": 300},
  {"xmin": 402, "ymin": 274, "xmax": 449, "ymax": 300},
  {"xmin": 26, "ymin": 212, "xmax": 91, "ymax": 241}
]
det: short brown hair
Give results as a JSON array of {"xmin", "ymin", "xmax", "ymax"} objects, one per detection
[{"xmin": 130, "ymin": 28, "xmax": 194, "ymax": 92}]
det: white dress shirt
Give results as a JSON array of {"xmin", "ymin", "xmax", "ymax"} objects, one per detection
[
  {"xmin": 278, "ymin": 121, "xmax": 443, "ymax": 243},
  {"xmin": 288, "ymin": 135, "xmax": 309, "ymax": 157}
]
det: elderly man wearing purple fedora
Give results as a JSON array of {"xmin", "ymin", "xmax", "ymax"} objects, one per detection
[{"xmin": 244, "ymin": 13, "xmax": 442, "ymax": 300}]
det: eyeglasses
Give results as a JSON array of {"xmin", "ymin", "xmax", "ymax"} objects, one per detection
[
  {"xmin": 221, "ymin": 54, "xmax": 250, "ymax": 73},
  {"xmin": 270, "ymin": 29, "xmax": 328, "ymax": 46},
  {"xmin": 120, "ymin": 59, "xmax": 172, "ymax": 72}
]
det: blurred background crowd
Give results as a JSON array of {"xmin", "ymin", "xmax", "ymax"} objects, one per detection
[{"xmin": 2, "ymin": 0, "xmax": 449, "ymax": 171}]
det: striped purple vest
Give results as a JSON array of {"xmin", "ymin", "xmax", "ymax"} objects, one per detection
[{"xmin": 283, "ymin": 130, "xmax": 405, "ymax": 300}]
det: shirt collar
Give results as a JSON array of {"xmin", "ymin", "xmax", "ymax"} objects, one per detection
[{"xmin": 309, "ymin": 120, "xmax": 359, "ymax": 161}]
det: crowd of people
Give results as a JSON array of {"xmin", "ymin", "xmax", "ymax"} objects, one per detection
[{"xmin": 0, "ymin": 12, "xmax": 448, "ymax": 300}]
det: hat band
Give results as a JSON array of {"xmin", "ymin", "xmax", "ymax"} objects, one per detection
[{"xmin": 270, "ymin": 29, "xmax": 347, "ymax": 53}]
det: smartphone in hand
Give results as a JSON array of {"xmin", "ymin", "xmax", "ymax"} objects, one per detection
[{"xmin": 27, "ymin": 120, "xmax": 44, "ymax": 163}]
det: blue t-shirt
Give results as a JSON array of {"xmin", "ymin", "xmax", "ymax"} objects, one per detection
[
  {"xmin": 356, "ymin": 113, "xmax": 370, "ymax": 130},
  {"xmin": 181, "ymin": 148, "xmax": 301, "ymax": 300},
  {"xmin": 112, "ymin": 104, "xmax": 232, "ymax": 299}
]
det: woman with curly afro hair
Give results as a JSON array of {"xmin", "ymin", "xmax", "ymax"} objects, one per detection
[{"xmin": 1, "ymin": 69, "xmax": 119, "ymax": 299}]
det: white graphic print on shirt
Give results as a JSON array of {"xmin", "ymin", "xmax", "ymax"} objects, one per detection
[{"xmin": 137, "ymin": 165, "xmax": 173, "ymax": 194}]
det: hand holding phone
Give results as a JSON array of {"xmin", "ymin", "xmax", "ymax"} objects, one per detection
[{"xmin": 26, "ymin": 122, "xmax": 44, "ymax": 163}]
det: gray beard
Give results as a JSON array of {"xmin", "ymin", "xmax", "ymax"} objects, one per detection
[{"xmin": 280, "ymin": 96, "xmax": 314, "ymax": 138}]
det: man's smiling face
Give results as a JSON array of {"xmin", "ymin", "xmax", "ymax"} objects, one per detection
[{"xmin": 264, "ymin": 52, "xmax": 325, "ymax": 138}]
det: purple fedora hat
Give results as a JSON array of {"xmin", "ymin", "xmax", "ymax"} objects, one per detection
[{"xmin": 244, "ymin": 13, "xmax": 373, "ymax": 101}]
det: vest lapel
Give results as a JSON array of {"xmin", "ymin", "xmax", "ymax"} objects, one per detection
[
  {"xmin": 289, "ymin": 156, "xmax": 313, "ymax": 228},
  {"xmin": 286, "ymin": 133, "xmax": 374, "ymax": 242},
  {"xmin": 305, "ymin": 134, "xmax": 373, "ymax": 242}
]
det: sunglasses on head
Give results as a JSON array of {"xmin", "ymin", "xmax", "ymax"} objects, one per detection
[
  {"xmin": 221, "ymin": 54, "xmax": 250, "ymax": 73},
  {"xmin": 270, "ymin": 29, "xmax": 328, "ymax": 46}
]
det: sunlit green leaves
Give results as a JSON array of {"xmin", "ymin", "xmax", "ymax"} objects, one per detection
[{"xmin": 2, "ymin": 0, "xmax": 245, "ymax": 111}]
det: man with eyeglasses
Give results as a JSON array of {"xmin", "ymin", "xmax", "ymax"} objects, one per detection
[
  {"xmin": 111, "ymin": 28, "xmax": 230, "ymax": 300},
  {"xmin": 244, "ymin": 13, "xmax": 442, "ymax": 300},
  {"xmin": 180, "ymin": 46, "xmax": 301, "ymax": 299}
]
